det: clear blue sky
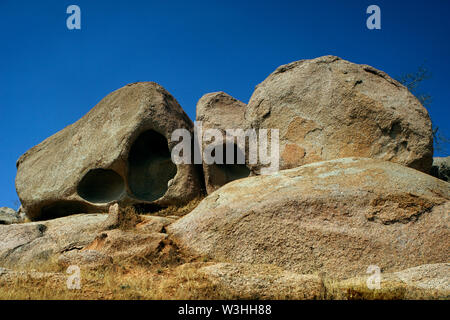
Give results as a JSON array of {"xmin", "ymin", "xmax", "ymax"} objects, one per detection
[{"xmin": 0, "ymin": 0, "xmax": 449, "ymax": 209}]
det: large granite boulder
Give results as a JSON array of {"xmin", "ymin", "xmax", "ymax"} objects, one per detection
[
  {"xmin": 16, "ymin": 82, "xmax": 203, "ymax": 221},
  {"xmin": 168, "ymin": 158, "xmax": 450, "ymax": 280},
  {"xmin": 196, "ymin": 92, "xmax": 250, "ymax": 193},
  {"xmin": 245, "ymin": 56, "xmax": 434, "ymax": 173}
]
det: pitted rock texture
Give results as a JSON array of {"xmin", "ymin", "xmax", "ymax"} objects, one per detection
[
  {"xmin": 168, "ymin": 158, "xmax": 450, "ymax": 280},
  {"xmin": 15, "ymin": 82, "xmax": 203, "ymax": 220},
  {"xmin": 245, "ymin": 55, "xmax": 434, "ymax": 173}
]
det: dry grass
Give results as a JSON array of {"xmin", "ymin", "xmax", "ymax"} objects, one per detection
[
  {"xmin": 0, "ymin": 198, "xmax": 217, "ymax": 300},
  {"xmin": 150, "ymin": 197, "xmax": 204, "ymax": 217},
  {"xmin": 0, "ymin": 220, "xmax": 235, "ymax": 300},
  {"xmin": 323, "ymin": 277, "xmax": 449, "ymax": 300},
  {"xmin": 1, "ymin": 262, "xmax": 448, "ymax": 300},
  {"xmin": 0, "ymin": 260, "xmax": 236, "ymax": 300}
]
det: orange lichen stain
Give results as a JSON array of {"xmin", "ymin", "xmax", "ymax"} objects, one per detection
[
  {"xmin": 281, "ymin": 144, "xmax": 306, "ymax": 169},
  {"xmin": 284, "ymin": 117, "xmax": 320, "ymax": 143},
  {"xmin": 365, "ymin": 193, "xmax": 443, "ymax": 224}
]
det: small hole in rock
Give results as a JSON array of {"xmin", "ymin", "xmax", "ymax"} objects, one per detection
[{"xmin": 77, "ymin": 169, "xmax": 125, "ymax": 203}]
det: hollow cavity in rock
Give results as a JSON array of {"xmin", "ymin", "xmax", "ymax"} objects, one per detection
[
  {"xmin": 77, "ymin": 169, "xmax": 125, "ymax": 203},
  {"xmin": 128, "ymin": 130, "xmax": 177, "ymax": 201},
  {"xmin": 40, "ymin": 201, "xmax": 88, "ymax": 220},
  {"xmin": 210, "ymin": 143, "xmax": 250, "ymax": 187}
]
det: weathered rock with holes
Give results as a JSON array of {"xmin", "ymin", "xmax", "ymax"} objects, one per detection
[
  {"xmin": 196, "ymin": 92, "xmax": 251, "ymax": 193},
  {"xmin": 15, "ymin": 82, "xmax": 203, "ymax": 221},
  {"xmin": 245, "ymin": 56, "xmax": 434, "ymax": 173},
  {"xmin": 168, "ymin": 158, "xmax": 450, "ymax": 280},
  {"xmin": 431, "ymin": 156, "xmax": 450, "ymax": 182}
]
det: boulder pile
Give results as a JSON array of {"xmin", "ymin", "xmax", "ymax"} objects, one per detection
[{"xmin": 2, "ymin": 56, "xmax": 448, "ymax": 297}]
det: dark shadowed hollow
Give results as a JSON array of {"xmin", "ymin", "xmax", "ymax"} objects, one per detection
[
  {"xmin": 210, "ymin": 143, "xmax": 250, "ymax": 187},
  {"xmin": 40, "ymin": 201, "xmax": 88, "ymax": 221},
  {"xmin": 128, "ymin": 130, "xmax": 177, "ymax": 201},
  {"xmin": 77, "ymin": 168, "xmax": 125, "ymax": 203}
]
